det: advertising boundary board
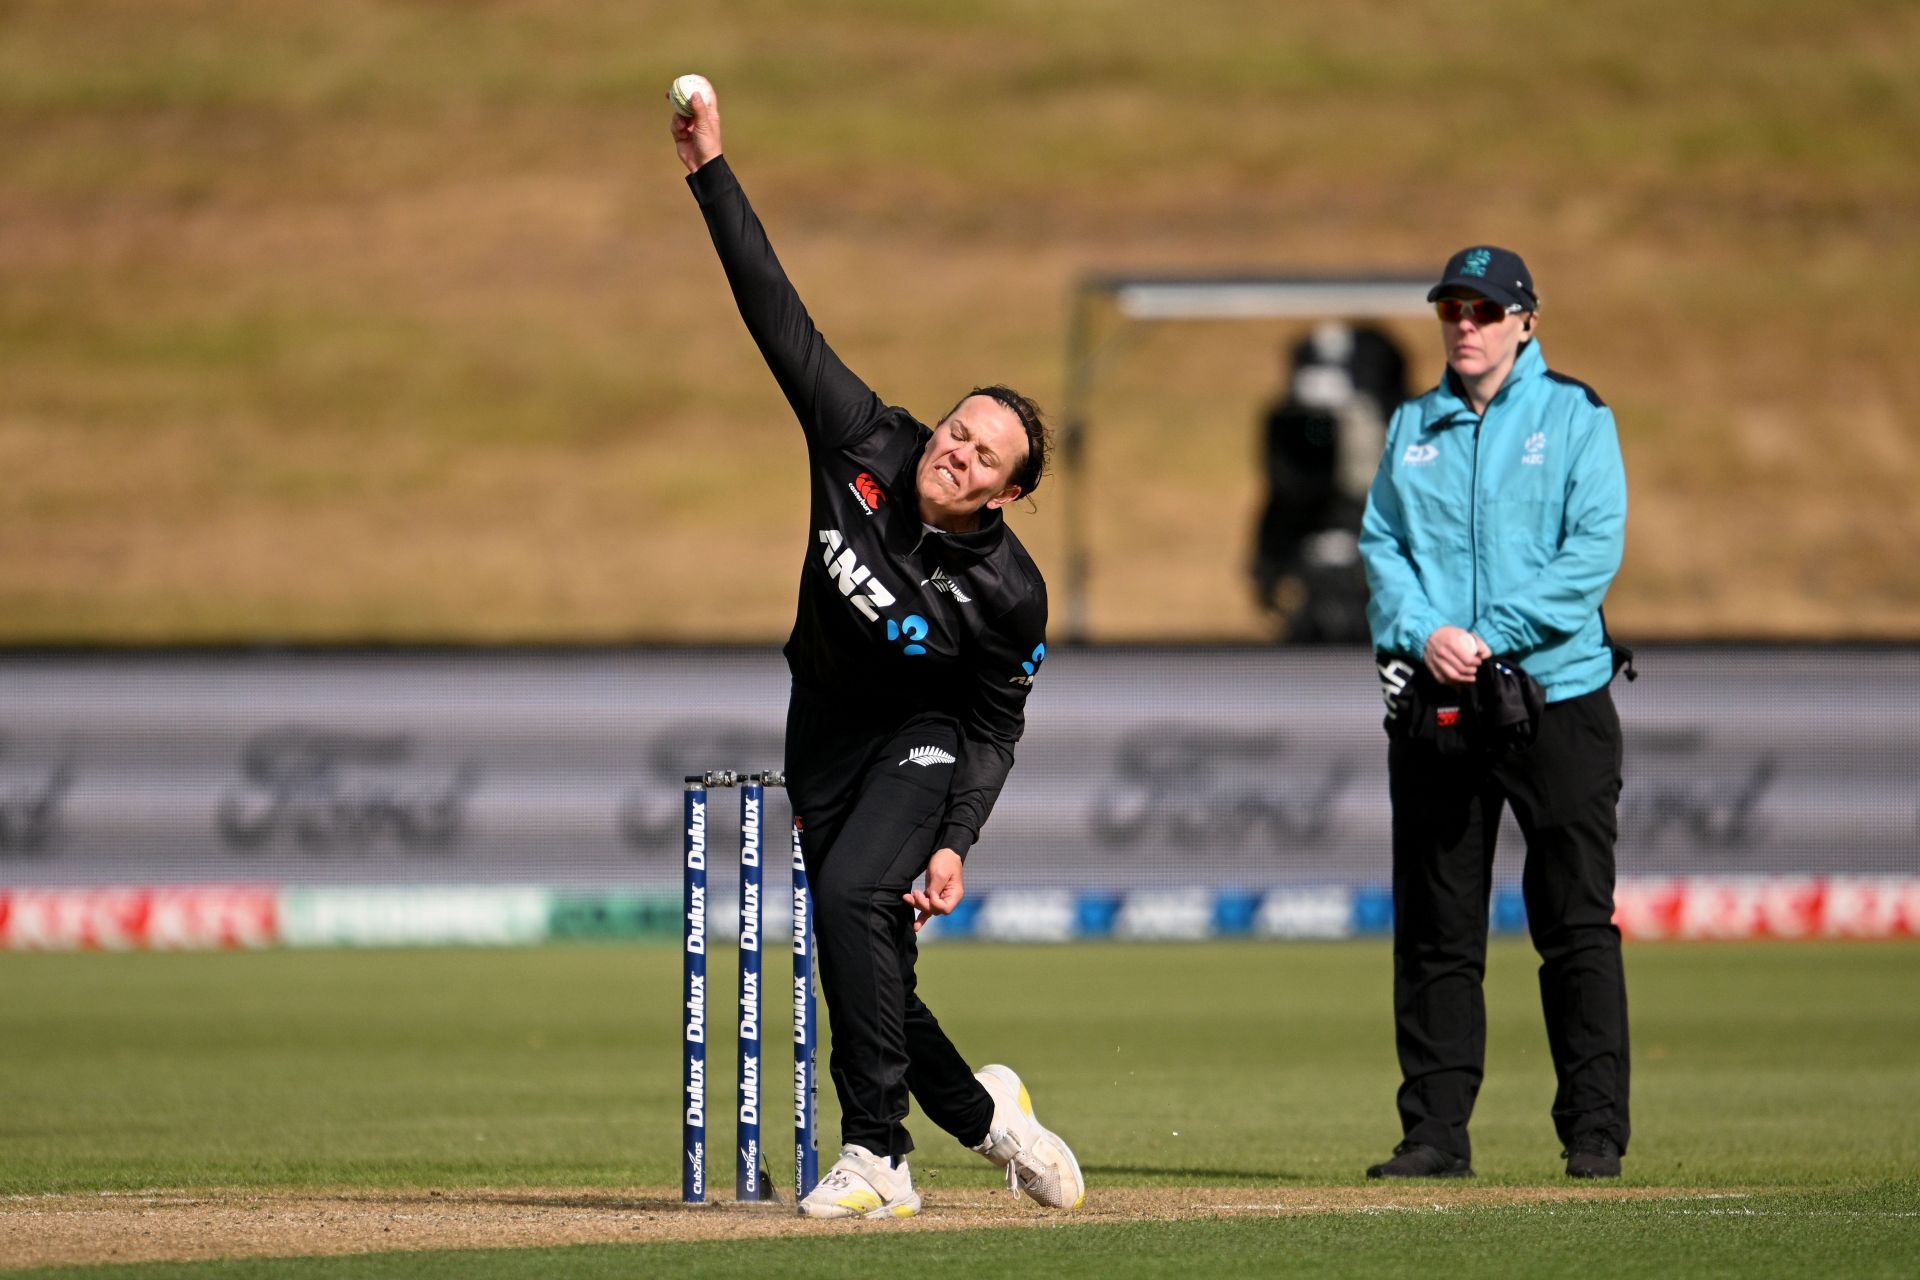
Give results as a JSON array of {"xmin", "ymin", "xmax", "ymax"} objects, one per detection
[
  {"xmin": 3, "ymin": 878, "xmax": 1918, "ymax": 949},
  {"xmin": 2, "ymin": 646, "xmax": 1916, "ymax": 901}
]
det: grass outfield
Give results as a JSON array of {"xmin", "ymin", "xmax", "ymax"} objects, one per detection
[{"xmin": 2, "ymin": 941, "xmax": 1916, "ymax": 1275}]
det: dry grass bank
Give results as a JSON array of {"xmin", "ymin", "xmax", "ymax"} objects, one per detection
[{"xmin": 2, "ymin": 1, "xmax": 1915, "ymax": 641}]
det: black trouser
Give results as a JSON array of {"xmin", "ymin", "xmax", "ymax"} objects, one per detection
[
  {"xmin": 785, "ymin": 694, "xmax": 996, "ymax": 1162},
  {"xmin": 1387, "ymin": 684, "xmax": 1630, "ymax": 1162}
]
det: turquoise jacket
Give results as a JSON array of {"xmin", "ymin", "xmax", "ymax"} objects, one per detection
[{"xmin": 1360, "ymin": 340, "xmax": 1626, "ymax": 703}]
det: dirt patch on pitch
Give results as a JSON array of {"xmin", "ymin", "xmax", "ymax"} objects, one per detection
[{"xmin": 0, "ymin": 1184, "xmax": 1752, "ymax": 1270}]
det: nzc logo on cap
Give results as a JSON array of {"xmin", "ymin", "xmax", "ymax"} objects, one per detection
[{"xmin": 1462, "ymin": 248, "xmax": 1493, "ymax": 278}]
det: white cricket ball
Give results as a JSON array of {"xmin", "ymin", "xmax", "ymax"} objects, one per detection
[{"xmin": 669, "ymin": 74, "xmax": 713, "ymax": 118}]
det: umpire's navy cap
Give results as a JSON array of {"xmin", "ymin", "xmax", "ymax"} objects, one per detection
[{"xmin": 1427, "ymin": 245, "xmax": 1539, "ymax": 312}]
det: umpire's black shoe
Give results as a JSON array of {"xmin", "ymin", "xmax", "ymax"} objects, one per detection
[
  {"xmin": 1365, "ymin": 1141, "xmax": 1474, "ymax": 1179},
  {"xmin": 1563, "ymin": 1134, "xmax": 1622, "ymax": 1179}
]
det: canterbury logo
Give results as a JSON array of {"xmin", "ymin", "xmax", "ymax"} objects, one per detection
[
  {"xmin": 899, "ymin": 746, "xmax": 956, "ymax": 768},
  {"xmin": 850, "ymin": 471, "xmax": 887, "ymax": 514}
]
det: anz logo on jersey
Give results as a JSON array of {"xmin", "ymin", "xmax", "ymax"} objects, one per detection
[
  {"xmin": 817, "ymin": 529, "xmax": 896, "ymax": 621},
  {"xmin": 887, "ymin": 615, "xmax": 930, "ymax": 656},
  {"xmin": 1009, "ymin": 643, "xmax": 1045, "ymax": 687},
  {"xmin": 817, "ymin": 529, "xmax": 936, "ymax": 657}
]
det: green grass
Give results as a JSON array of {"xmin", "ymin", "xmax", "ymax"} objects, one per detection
[
  {"xmin": 3, "ymin": 942, "xmax": 1916, "ymax": 1275},
  {"xmin": 2, "ymin": 942, "xmax": 1916, "ymax": 1194}
]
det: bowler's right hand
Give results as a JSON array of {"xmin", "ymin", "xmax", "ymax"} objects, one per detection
[
  {"xmin": 670, "ymin": 82, "xmax": 723, "ymax": 174},
  {"xmin": 904, "ymin": 850, "xmax": 965, "ymax": 933}
]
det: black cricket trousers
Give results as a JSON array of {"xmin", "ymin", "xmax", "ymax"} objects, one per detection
[
  {"xmin": 785, "ymin": 693, "xmax": 996, "ymax": 1162},
  {"xmin": 1387, "ymin": 684, "xmax": 1630, "ymax": 1162}
]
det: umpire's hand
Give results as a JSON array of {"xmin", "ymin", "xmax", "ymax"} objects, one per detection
[{"xmin": 1424, "ymin": 624, "xmax": 1491, "ymax": 685}]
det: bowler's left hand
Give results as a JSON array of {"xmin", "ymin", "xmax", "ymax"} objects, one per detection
[{"xmin": 904, "ymin": 850, "xmax": 965, "ymax": 932}]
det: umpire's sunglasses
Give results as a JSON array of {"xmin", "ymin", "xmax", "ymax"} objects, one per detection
[{"xmin": 1434, "ymin": 297, "xmax": 1524, "ymax": 326}]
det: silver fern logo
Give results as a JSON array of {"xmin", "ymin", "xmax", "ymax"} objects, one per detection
[
  {"xmin": 922, "ymin": 567, "xmax": 972, "ymax": 604},
  {"xmin": 898, "ymin": 746, "xmax": 956, "ymax": 768}
]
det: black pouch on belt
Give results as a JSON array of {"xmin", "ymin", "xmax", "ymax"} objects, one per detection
[{"xmin": 1471, "ymin": 657, "xmax": 1546, "ymax": 753}]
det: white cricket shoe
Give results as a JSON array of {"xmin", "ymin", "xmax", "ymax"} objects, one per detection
[
  {"xmin": 971, "ymin": 1064, "xmax": 1086, "ymax": 1209},
  {"xmin": 798, "ymin": 1143, "xmax": 922, "ymax": 1219}
]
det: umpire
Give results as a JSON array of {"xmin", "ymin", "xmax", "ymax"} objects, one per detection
[
  {"xmin": 671, "ymin": 81, "xmax": 1083, "ymax": 1218},
  {"xmin": 1358, "ymin": 246, "xmax": 1632, "ymax": 1180}
]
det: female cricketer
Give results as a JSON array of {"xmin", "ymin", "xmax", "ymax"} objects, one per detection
[{"xmin": 671, "ymin": 79, "xmax": 1084, "ymax": 1219}]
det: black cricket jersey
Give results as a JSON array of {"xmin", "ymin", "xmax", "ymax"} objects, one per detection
[{"xmin": 688, "ymin": 156, "xmax": 1047, "ymax": 860}]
